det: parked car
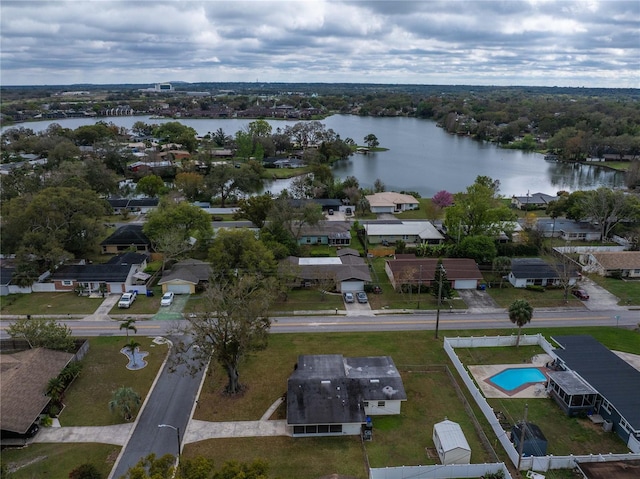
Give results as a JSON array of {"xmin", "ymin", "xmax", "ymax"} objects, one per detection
[
  {"xmin": 160, "ymin": 291, "xmax": 175, "ymax": 306},
  {"xmin": 356, "ymin": 291, "xmax": 368, "ymax": 303},
  {"xmin": 118, "ymin": 291, "xmax": 137, "ymax": 308},
  {"xmin": 344, "ymin": 292, "xmax": 355, "ymax": 303},
  {"xmin": 328, "ymin": 208, "xmax": 334, "ymax": 215},
  {"xmin": 572, "ymin": 289, "xmax": 589, "ymax": 300}
]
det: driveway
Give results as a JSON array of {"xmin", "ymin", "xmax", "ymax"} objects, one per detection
[
  {"xmin": 576, "ymin": 277, "xmax": 626, "ymax": 312},
  {"xmin": 457, "ymin": 289, "xmax": 502, "ymax": 313},
  {"xmin": 152, "ymin": 294, "xmax": 190, "ymax": 321}
]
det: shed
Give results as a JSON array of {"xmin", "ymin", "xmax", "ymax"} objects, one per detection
[
  {"xmin": 512, "ymin": 421, "xmax": 548, "ymax": 456},
  {"xmin": 432, "ymin": 419, "xmax": 471, "ymax": 465}
]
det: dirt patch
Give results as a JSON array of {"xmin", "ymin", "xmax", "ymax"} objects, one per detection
[{"xmin": 7, "ymin": 455, "xmax": 47, "ymax": 473}]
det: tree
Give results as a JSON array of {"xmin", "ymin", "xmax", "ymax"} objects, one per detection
[
  {"xmin": 109, "ymin": 386, "xmax": 141, "ymax": 421},
  {"xmin": 457, "ymin": 235, "xmax": 497, "ymax": 264},
  {"xmin": 508, "ymin": 299, "xmax": 533, "ymax": 346},
  {"xmin": 205, "ymin": 164, "xmax": 261, "ymax": 207},
  {"xmin": 69, "ymin": 463, "xmax": 102, "ymax": 479},
  {"xmin": 119, "ymin": 319, "xmax": 137, "ymax": 338},
  {"xmin": 208, "ymin": 229, "xmax": 276, "ymax": 279},
  {"xmin": 233, "ymin": 194, "xmax": 274, "ymax": 228},
  {"xmin": 144, "ymin": 199, "xmax": 213, "ymax": 245},
  {"xmin": 373, "ymin": 178, "xmax": 385, "ymax": 193},
  {"xmin": 120, "ymin": 453, "xmax": 175, "ymax": 479},
  {"xmin": 175, "ymin": 172, "xmax": 205, "ymax": 201},
  {"xmin": 364, "ymin": 133, "xmax": 379, "ymax": 149},
  {"xmin": 171, "ymin": 275, "xmax": 277, "ymax": 394},
  {"xmin": 492, "ymin": 256, "xmax": 512, "ymax": 288},
  {"xmin": 125, "ymin": 339, "xmax": 141, "ymax": 366},
  {"xmin": 444, "ymin": 176, "xmax": 516, "ymax": 240},
  {"xmin": 432, "ymin": 262, "xmax": 452, "ymax": 301},
  {"xmin": 46, "ymin": 376, "xmax": 66, "ymax": 407},
  {"xmin": 154, "ymin": 122, "xmax": 198, "ymax": 152},
  {"xmin": 580, "ymin": 188, "xmax": 640, "ymax": 241},
  {"xmin": 7, "ymin": 318, "xmax": 74, "ymax": 351},
  {"xmin": 151, "ymin": 229, "xmax": 196, "ymax": 273},
  {"xmin": 266, "ymin": 195, "xmax": 324, "ymax": 243},
  {"xmin": 432, "ymin": 190, "xmax": 454, "ymax": 209},
  {"xmin": 136, "ymin": 175, "xmax": 165, "ymax": 198}
]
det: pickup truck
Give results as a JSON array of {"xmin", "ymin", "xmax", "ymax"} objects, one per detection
[{"xmin": 118, "ymin": 291, "xmax": 137, "ymax": 308}]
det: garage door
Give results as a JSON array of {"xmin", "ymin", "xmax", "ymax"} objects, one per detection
[
  {"xmin": 167, "ymin": 284, "xmax": 192, "ymax": 294},
  {"xmin": 453, "ymin": 280, "xmax": 478, "ymax": 290},
  {"xmin": 340, "ymin": 280, "xmax": 363, "ymax": 293}
]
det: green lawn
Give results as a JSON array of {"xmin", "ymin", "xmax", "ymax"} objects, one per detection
[
  {"xmin": 484, "ymin": 283, "xmax": 585, "ymax": 308},
  {"xmin": 1, "ymin": 443, "xmax": 119, "ymax": 479},
  {"xmin": 587, "ymin": 274, "xmax": 640, "ymax": 306},
  {"xmin": 271, "ymin": 288, "xmax": 346, "ymax": 312},
  {"xmin": 0, "ymin": 292, "xmax": 101, "ymax": 316},
  {"xmin": 60, "ymin": 336, "xmax": 168, "ymax": 426},
  {"xmin": 109, "ymin": 291, "xmax": 163, "ymax": 315}
]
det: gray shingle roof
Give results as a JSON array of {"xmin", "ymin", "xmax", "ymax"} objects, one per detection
[
  {"xmin": 100, "ymin": 224, "xmax": 150, "ymax": 247},
  {"xmin": 552, "ymin": 335, "xmax": 640, "ymax": 433},
  {"xmin": 158, "ymin": 259, "xmax": 212, "ymax": 285},
  {"xmin": 51, "ymin": 264, "xmax": 132, "ymax": 282}
]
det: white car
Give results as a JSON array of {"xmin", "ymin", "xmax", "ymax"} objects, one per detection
[
  {"xmin": 118, "ymin": 291, "xmax": 137, "ymax": 308},
  {"xmin": 160, "ymin": 292, "xmax": 175, "ymax": 306}
]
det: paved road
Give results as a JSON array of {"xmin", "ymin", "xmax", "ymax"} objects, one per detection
[{"xmin": 108, "ymin": 342, "xmax": 205, "ymax": 479}]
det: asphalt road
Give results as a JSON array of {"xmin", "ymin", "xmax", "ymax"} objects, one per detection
[
  {"xmin": 109, "ymin": 341, "xmax": 205, "ymax": 479},
  {"xmin": 2, "ymin": 310, "xmax": 638, "ymax": 339}
]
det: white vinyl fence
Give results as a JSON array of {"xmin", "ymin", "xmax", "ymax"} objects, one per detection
[{"xmin": 369, "ymin": 462, "xmax": 511, "ymax": 479}]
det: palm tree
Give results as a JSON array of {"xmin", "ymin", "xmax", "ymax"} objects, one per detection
[
  {"xmin": 492, "ymin": 256, "xmax": 512, "ymax": 289},
  {"xmin": 119, "ymin": 319, "xmax": 137, "ymax": 338},
  {"xmin": 46, "ymin": 376, "xmax": 66, "ymax": 407},
  {"xmin": 508, "ymin": 299, "xmax": 533, "ymax": 346},
  {"xmin": 125, "ymin": 339, "xmax": 140, "ymax": 366},
  {"xmin": 109, "ymin": 386, "xmax": 141, "ymax": 421}
]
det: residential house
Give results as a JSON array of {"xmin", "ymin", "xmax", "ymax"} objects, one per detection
[
  {"xmin": 364, "ymin": 221, "xmax": 444, "ymax": 246},
  {"xmin": 289, "ymin": 198, "xmax": 344, "ymax": 213},
  {"xmin": 508, "ymin": 258, "xmax": 579, "ymax": 288},
  {"xmin": 385, "ymin": 257, "xmax": 483, "ymax": 290},
  {"xmin": 533, "ymin": 219, "xmax": 601, "ymax": 241},
  {"xmin": 107, "ymin": 197, "xmax": 159, "ymax": 214},
  {"xmin": 1, "ymin": 348, "xmax": 75, "ymax": 440},
  {"xmin": 511, "ymin": 192, "xmax": 557, "ymax": 210},
  {"xmin": 100, "ymin": 224, "xmax": 151, "ymax": 254},
  {"xmin": 0, "ymin": 267, "xmax": 15, "ymax": 296},
  {"xmin": 158, "ymin": 259, "xmax": 212, "ymax": 294},
  {"xmin": 549, "ymin": 335, "xmax": 640, "ymax": 447},
  {"xmin": 581, "ymin": 251, "xmax": 640, "ymax": 278},
  {"xmin": 49, "ymin": 253, "xmax": 148, "ymax": 294},
  {"xmin": 282, "ymin": 250, "xmax": 371, "ymax": 292},
  {"xmin": 298, "ymin": 221, "xmax": 351, "ymax": 246},
  {"xmin": 286, "ymin": 354, "xmax": 407, "ymax": 437},
  {"xmin": 365, "ymin": 192, "xmax": 419, "ymax": 214}
]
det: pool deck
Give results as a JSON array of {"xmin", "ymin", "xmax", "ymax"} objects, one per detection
[{"xmin": 468, "ymin": 353, "xmax": 553, "ymax": 399}]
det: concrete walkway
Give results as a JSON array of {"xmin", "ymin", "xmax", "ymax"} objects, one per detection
[
  {"xmin": 32, "ymin": 424, "xmax": 133, "ymax": 446},
  {"xmin": 184, "ymin": 419, "xmax": 288, "ymax": 443},
  {"xmin": 83, "ymin": 294, "xmax": 121, "ymax": 321}
]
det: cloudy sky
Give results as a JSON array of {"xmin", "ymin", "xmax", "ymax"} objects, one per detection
[{"xmin": 1, "ymin": 0, "xmax": 638, "ymax": 88}]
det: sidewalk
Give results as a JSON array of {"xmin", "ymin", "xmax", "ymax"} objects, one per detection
[{"xmin": 32, "ymin": 424, "xmax": 133, "ymax": 446}]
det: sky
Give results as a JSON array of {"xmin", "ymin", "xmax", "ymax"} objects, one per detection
[{"xmin": 1, "ymin": 0, "xmax": 638, "ymax": 88}]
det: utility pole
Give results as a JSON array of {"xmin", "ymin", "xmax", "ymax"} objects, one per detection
[
  {"xmin": 417, "ymin": 264, "xmax": 423, "ymax": 309},
  {"xmin": 435, "ymin": 263, "xmax": 445, "ymax": 339}
]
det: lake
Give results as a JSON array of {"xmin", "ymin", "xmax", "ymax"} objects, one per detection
[{"xmin": 1, "ymin": 115, "xmax": 624, "ymax": 197}]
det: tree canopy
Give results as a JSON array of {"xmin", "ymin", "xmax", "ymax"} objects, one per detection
[
  {"xmin": 208, "ymin": 228, "xmax": 277, "ymax": 279},
  {"xmin": 508, "ymin": 299, "xmax": 533, "ymax": 347},
  {"xmin": 7, "ymin": 318, "xmax": 74, "ymax": 351},
  {"xmin": 144, "ymin": 199, "xmax": 213, "ymax": 244}
]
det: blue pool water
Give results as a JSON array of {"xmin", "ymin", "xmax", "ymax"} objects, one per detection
[{"xmin": 489, "ymin": 368, "xmax": 546, "ymax": 391}]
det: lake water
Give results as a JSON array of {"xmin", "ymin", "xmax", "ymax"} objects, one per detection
[{"xmin": 2, "ymin": 115, "xmax": 624, "ymax": 197}]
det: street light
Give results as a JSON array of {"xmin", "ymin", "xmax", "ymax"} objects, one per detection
[
  {"xmin": 435, "ymin": 263, "xmax": 445, "ymax": 339},
  {"xmin": 158, "ymin": 423, "xmax": 181, "ymax": 460}
]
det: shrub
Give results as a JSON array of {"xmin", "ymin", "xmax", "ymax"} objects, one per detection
[
  {"xmin": 69, "ymin": 463, "xmax": 102, "ymax": 479},
  {"xmin": 525, "ymin": 285, "xmax": 545, "ymax": 293}
]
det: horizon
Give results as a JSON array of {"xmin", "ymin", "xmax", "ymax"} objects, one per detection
[{"xmin": 1, "ymin": 1, "xmax": 638, "ymax": 89}]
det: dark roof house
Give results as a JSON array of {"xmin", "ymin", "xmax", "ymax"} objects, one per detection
[
  {"xmin": 100, "ymin": 224, "xmax": 151, "ymax": 254},
  {"xmin": 551, "ymin": 335, "xmax": 640, "ymax": 444},
  {"xmin": 287, "ymin": 355, "xmax": 407, "ymax": 437},
  {"xmin": 508, "ymin": 258, "xmax": 579, "ymax": 288}
]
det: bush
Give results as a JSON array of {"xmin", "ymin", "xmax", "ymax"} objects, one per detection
[
  {"xmin": 525, "ymin": 285, "xmax": 545, "ymax": 293},
  {"xmin": 69, "ymin": 463, "xmax": 102, "ymax": 479}
]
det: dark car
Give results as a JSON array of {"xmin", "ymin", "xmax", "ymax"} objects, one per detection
[
  {"xmin": 356, "ymin": 291, "xmax": 368, "ymax": 303},
  {"xmin": 572, "ymin": 289, "xmax": 589, "ymax": 300}
]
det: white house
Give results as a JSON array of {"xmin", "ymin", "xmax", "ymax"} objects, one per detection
[
  {"xmin": 432, "ymin": 419, "xmax": 472, "ymax": 465},
  {"xmin": 365, "ymin": 192, "xmax": 419, "ymax": 214},
  {"xmin": 508, "ymin": 258, "xmax": 579, "ymax": 288},
  {"xmin": 364, "ymin": 221, "xmax": 444, "ymax": 245}
]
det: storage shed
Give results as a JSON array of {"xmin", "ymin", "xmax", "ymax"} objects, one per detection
[
  {"xmin": 432, "ymin": 419, "xmax": 471, "ymax": 465},
  {"xmin": 512, "ymin": 421, "xmax": 548, "ymax": 456}
]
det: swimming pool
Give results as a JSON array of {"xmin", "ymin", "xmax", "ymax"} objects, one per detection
[{"xmin": 488, "ymin": 368, "xmax": 546, "ymax": 391}]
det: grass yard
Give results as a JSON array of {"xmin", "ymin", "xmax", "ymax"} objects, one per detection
[
  {"xmin": 188, "ymin": 327, "xmax": 638, "ymax": 479},
  {"xmin": 587, "ymin": 274, "xmax": 640, "ymax": 306},
  {"xmin": 1, "ymin": 443, "xmax": 120, "ymax": 479},
  {"xmin": 0, "ymin": 292, "xmax": 101, "ymax": 316},
  {"xmin": 109, "ymin": 291, "xmax": 163, "ymax": 315},
  {"xmin": 484, "ymin": 283, "xmax": 585, "ymax": 308},
  {"xmin": 271, "ymin": 288, "xmax": 346, "ymax": 312},
  {"xmin": 60, "ymin": 336, "xmax": 168, "ymax": 426}
]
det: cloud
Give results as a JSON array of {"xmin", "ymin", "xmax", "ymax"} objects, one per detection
[{"xmin": 0, "ymin": 0, "xmax": 638, "ymax": 87}]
